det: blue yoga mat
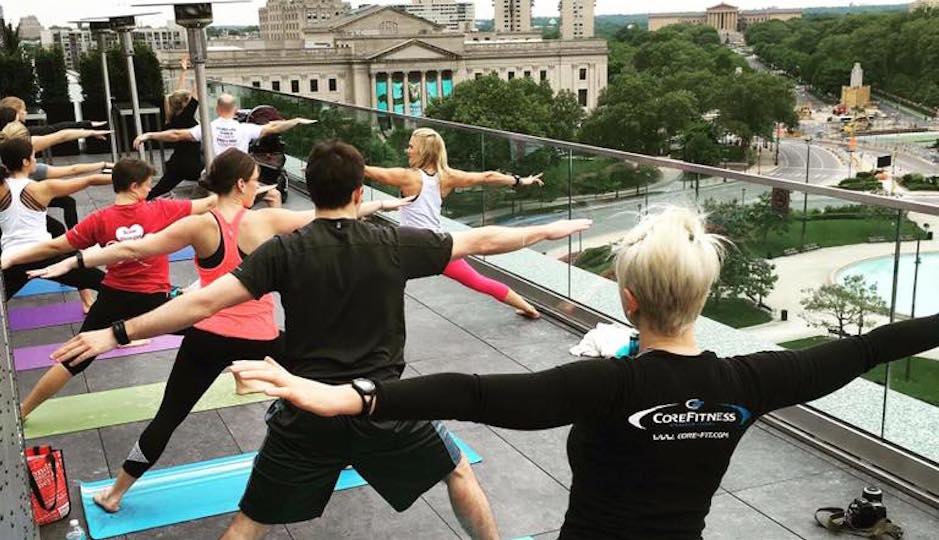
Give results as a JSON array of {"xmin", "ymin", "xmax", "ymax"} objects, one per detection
[
  {"xmin": 11, "ymin": 248, "xmax": 193, "ymax": 299},
  {"xmin": 14, "ymin": 279, "xmax": 74, "ymax": 297},
  {"xmin": 168, "ymin": 246, "xmax": 195, "ymax": 262},
  {"xmin": 80, "ymin": 436, "xmax": 482, "ymax": 538}
]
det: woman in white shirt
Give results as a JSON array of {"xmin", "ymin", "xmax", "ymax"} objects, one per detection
[{"xmin": 0, "ymin": 137, "xmax": 110, "ymax": 299}]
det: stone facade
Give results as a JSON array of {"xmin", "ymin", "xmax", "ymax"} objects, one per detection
[
  {"xmin": 494, "ymin": 0, "xmax": 533, "ymax": 33},
  {"xmin": 560, "ymin": 0, "xmax": 595, "ymax": 40},
  {"xmin": 259, "ymin": 0, "xmax": 352, "ymax": 42},
  {"xmin": 648, "ymin": 3, "xmax": 801, "ymax": 33},
  {"xmin": 398, "ymin": 0, "xmax": 476, "ymax": 32},
  {"xmin": 179, "ymin": 5, "xmax": 607, "ymax": 113}
]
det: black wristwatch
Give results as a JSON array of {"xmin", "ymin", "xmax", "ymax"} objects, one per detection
[
  {"xmin": 513, "ymin": 173, "xmax": 521, "ymax": 187},
  {"xmin": 111, "ymin": 320, "xmax": 131, "ymax": 346},
  {"xmin": 350, "ymin": 378, "xmax": 377, "ymax": 417}
]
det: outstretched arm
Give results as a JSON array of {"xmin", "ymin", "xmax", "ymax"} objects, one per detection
[
  {"xmin": 51, "ymin": 274, "xmax": 253, "ymax": 367},
  {"xmin": 230, "ymin": 356, "xmax": 629, "ymax": 430},
  {"xmin": 42, "ymin": 161, "xmax": 109, "ymax": 179},
  {"xmin": 134, "ymin": 129, "xmax": 196, "ymax": 150},
  {"xmin": 190, "ymin": 193, "xmax": 218, "ymax": 215},
  {"xmin": 364, "ymin": 165, "xmax": 417, "ymax": 190},
  {"xmin": 27, "ymin": 215, "xmax": 203, "ymax": 281},
  {"xmin": 1, "ymin": 235, "xmax": 74, "ymax": 269},
  {"xmin": 358, "ymin": 195, "xmax": 414, "ymax": 218},
  {"xmin": 31, "ymin": 129, "xmax": 111, "ymax": 153},
  {"xmin": 737, "ymin": 313, "xmax": 939, "ymax": 415},
  {"xmin": 259, "ymin": 117, "xmax": 316, "ymax": 138},
  {"xmin": 449, "ymin": 219, "xmax": 591, "ymax": 260},
  {"xmin": 444, "ymin": 169, "xmax": 543, "ymax": 190},
  {"xmin": 31, "ymin": 174, "xmax": 112, "ymax": 206}
]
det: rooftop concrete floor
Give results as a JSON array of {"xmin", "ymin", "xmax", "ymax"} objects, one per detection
[{"xmin": 11, "ymin": 155, "xmax": 939, "ymax": 539}]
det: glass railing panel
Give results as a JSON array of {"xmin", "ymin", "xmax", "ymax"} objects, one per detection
[
  {"xmin": 478, "ymin": 133, "xmax": 572, "ymax": 297},
  {"xmin": 881, "ymin": 212, "xmax": 939, "ymax": 464}
]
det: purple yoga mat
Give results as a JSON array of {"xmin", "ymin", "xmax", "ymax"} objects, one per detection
[
  {"xmin": 14, "ymin": 334, "xmax": 184, "ymax": 371},
  {"xmin": 8, "ymin": 301, "xmax": 85, "ymax": 331}
]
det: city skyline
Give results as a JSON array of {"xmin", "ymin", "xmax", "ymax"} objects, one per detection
[{"xmin": 1, "ymin": 0, "xmax": 911, "ymax": 29}]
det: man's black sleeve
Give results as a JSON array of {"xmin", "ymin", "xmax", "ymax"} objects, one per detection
[
  {"xmin": 28, "ymin": 121, "xmax": 94, "ymax": 136},
  {"xmin": 396, "ymin": 227, "xmax": 453, "ymax": 280},
  {"xmin": 373, "ymin": 358, "xmax": 631, "ymax": 430},
  {"xmin": 230, "ymin": 235, "xmax": 287, "ymax": 299},
  {"xmin": 732, "ymin": 313, "xmax": 939, "ymax": 415}
]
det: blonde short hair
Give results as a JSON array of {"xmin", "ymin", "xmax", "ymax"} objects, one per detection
[
  {"xmin": 0, "ymin": 96, "xmax": 26, "ymax": 112},
  {"xmin": 614, "ymin": 206, "xmax": 725, "ymax": 335},
  {"xmin": 0, "ymin": 121, "xmax": 30, "ymax": 143},
  {"xmin": 165, "ymin": 90, "xmax": 192, "ymax": 121}
]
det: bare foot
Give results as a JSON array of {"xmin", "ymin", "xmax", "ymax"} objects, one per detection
[
  {"xmin": 117, "ymin": 339, "xmax": 151, "ymax": 349},
  {"xmin": 515, "ymin": 307, "xmax": 541, "ymax": 319},
  {"xmin": 93, "ymin": 490, "xmax": 121, "ymax": 513},
  {"xmin": 79, "ymin": 289, "xmax": 96, "ymax": 314}
]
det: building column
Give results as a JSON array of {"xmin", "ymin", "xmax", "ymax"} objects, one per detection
[
  {"xmin": 420, "ymin": 71, "xmax": 427, "ymax": 110},
  {"xmin": 437, "ymin": 70, "xmax": 442, "ymax": 96},
  {"xmin": 370, "ymin": 72, "xmax": 377, "ymax": 109},
  {"xmin": 402, "ymin": 71, "xmax": 410, "ymax": 114}
]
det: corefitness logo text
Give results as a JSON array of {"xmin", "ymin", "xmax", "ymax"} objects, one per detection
[{"xmin": 627, "ymin": 399, "xmax": 752, "ymax": 441}]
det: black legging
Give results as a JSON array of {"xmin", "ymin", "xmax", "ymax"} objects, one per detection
[
  {"xmin": 63, "ymin": 285, "xmax": 172, "ymax": 375},
  {"xmin": 122, "ymin": 327, "xmax": 281, "ymax": 478},
  {"xmin": 2, "ymin": 252, "xmax": 104, "ymax": 300},
  {"xmin": 49, "ymin": 196, "xmax": 78, "ymax": 229},
  {"xmin": 147, "ymin": 161, "xmax": 201, "ymax": 200}
]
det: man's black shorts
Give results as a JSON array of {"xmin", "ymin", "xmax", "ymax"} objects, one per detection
[{"xmin": 239, "ymin": 399, "xmax": 462, "ymax": 524}]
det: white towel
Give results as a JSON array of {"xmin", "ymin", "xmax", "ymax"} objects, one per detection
[{"xmin": 569, "ymin": 323, "xmax": 637, "ymax": 358}]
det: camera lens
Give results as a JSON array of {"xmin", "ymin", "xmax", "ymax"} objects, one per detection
[{"xmin": 862, "ymin": 486, "xmax": 883, "ymax": 502}]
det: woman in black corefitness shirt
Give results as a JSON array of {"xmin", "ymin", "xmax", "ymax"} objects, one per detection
[
  {"xmin": 148, "ymin": 57, "xmax": 203, "ymax": 200},
  {"xmin": 232, "ymin": 205, "xmax": 939, "ymax": 540}
]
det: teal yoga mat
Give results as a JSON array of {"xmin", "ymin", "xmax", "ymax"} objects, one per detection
[{"xmin": 81, "ymin": 436, "xmax": 482, "ymax": 538}]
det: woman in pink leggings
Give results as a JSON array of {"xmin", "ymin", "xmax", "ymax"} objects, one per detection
[{"xmin": 365, "ymin": 127, "xmax": 543, "ymax": 318}]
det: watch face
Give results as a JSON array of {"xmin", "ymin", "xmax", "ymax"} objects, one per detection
[{"xmin": 354, "ymin": 378, "xmax": 376, "ymax": 394}]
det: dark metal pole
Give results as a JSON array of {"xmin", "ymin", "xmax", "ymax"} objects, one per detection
[
  {"xmin": 119, "ymin": 30, "xmax": 145, "ymax": 159},
  {"xmin": 800, "ymin": 139, "xmax": 810, "ymax": 250},
  {"xmin": 187, "ymin": 26, "xmax": 214, "ymax": 168},
  {"xmin": 98, "ymin": 33, "xmax": 118, "ymax": 163}
]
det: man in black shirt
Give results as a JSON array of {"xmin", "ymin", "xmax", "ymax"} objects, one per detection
[{"xmin": 54, "ymin": 140, "xmax": 591, "ymax": 539}]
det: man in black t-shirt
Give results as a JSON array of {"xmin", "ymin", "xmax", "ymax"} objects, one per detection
[{"xmin": 55, "ymin": 140, "xmax": 591, "ymax": 540}]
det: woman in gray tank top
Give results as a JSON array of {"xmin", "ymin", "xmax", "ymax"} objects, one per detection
[{"xmin": 364, "ymin": 127, "xmax": 544, "ymax": 318}]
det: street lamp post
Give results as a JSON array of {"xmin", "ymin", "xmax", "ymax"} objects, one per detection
[
  {"xmin": 89, "ymin": 21, "xmax": 119, "ymax": 163},
  {"xmin": 800, "ymin": 136, "xmax": 811, "ymax": 250},
  {"xmin": 906, "ymin": 223, "xmax": 930, "ymax": 380},
  {"xmin": 109, "ymin": 15, "xmax": 146, "ymax": 160}
]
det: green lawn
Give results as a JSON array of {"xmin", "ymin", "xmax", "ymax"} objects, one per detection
[
  {"xmin": 702, "ymin": 298, "xmax": 772, "ymax": 328},
  {"xmin": 779, "ymin": 336, "xmax": 939, "ymax": 406},
  {"xmin": 757, "ymin": 216, "xmax": 921, "ymax": 258}
]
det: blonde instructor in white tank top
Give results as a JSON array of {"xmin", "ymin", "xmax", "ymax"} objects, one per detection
[{"xmin": 364, "ymin": 127, "xmax": 545, "ymax": 319}]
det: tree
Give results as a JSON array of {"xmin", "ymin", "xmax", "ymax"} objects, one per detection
[
  {"xmin": 78, "ymin": 44, "xmax": 164, "ymax": 109},
  {"xmin": 0, "ymin": 22, "xmax": 37, "ymax": 107},
  {"xmin": 800, "ymin": 274, "xmax": 888, "ymax": 336},
  {"xmin": 34, "ymin": 46, "xmax": 70, "ymax": 107}
]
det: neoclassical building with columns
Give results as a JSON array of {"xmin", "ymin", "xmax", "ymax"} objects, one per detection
[
  {"xmin": 648, "ymin": 3, "xmax": 801, "ymax": 33},
  {"xmin": 173, "ymin": 5, "xmax": 607, "ymax": 115}
]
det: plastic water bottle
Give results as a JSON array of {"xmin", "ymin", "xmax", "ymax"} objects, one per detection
[{"xmin": 65, "ymin": 519, "xmax": 86, "ymax": 540}]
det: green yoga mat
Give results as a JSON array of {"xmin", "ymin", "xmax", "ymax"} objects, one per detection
[{"xmin": 24, "ymin": 374, "xmax": 271, "ymax": 439}]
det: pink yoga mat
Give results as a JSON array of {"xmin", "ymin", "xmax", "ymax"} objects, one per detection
[
  {"xmin": 9, "ymin": 301, "xmax": 85, "ymax": 331},
  {"xmin": 14, "ymin": 334, "xmax": 183, "ymax": 371}
]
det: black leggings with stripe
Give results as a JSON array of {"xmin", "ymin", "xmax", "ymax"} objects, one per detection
[{"xmin": 122, "ymin": 327, "xmax": 282, "ymax": 478}]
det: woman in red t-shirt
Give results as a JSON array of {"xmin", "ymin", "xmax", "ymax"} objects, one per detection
[
  {"xmin": 31, "ymin": 148, "xmax": 411, "ymax": 514},
  {"xmin": 4, "ymin": 157, "xmax": 217, "ymax": 418}
]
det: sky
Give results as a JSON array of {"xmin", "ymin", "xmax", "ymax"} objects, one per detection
[{"xmin": 2, "ymin": 1, "xmax": 911, "ymax": 28}]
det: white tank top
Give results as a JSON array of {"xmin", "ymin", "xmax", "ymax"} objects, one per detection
[
  {"xmin": 0, "ymin": 178, "xmax": 52, "ymax": 256},
  {"xmin": 398, "ymin": 169, "xmax": 443, "ymax": 232}
]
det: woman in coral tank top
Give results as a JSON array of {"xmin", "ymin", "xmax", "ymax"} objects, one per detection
[{"xmin": 32, "ymin": 148, "xmax": 410, "ymax": 513}]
